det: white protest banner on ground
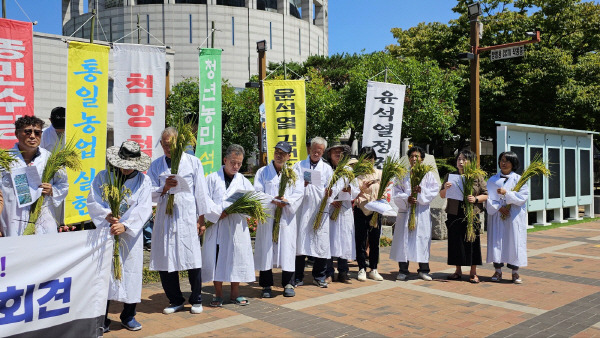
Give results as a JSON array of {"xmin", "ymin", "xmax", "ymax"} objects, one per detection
[
  {"xmin": 112, "ymin": 43, "xmax": 166, "ymax": 160},
  {"xmin": 0, "ymin": 230, "xmax": 112, "ymax": 337},
  {"xmin": 361, "ymin": 81, "xmax": 406, "ymax": 169}
]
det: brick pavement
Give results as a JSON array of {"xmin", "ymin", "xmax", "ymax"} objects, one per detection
[{"xmin": 104, "ymin": 219, "xmax": 600, "ymax": 337}]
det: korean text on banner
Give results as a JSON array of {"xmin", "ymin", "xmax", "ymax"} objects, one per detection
[
  {"xmin": 65, "ymin": 42, "xmax": 109, "ymax": 224},
  {"xmin": 264, "ymin": 80, "xmax": 307, "ymax": 164},
  {"xmin": 112, "ymin": 43, "xmax": 166, "ymax": 160},
  {"xmin": 0, "ymin": 18, "xmax": 34, "ymax": 149},
  {"xmin": 0, "ymin": 230, "xmax": 112, "ymax": 337},
  {"xmin": 361, "ymin": 81, "xmax": 406, "ymax": 169},
  {"xmin": 196, "ymin": 48, "xmax": 221, "ymax": 175}
]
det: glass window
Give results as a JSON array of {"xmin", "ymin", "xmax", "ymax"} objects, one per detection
[
  {"xmin": 175, "ymin": 0, "xmax": 207, "ymax": 3},
  {"xmin": 137, "ymin": 0, "xmax": 163, "ymax": 4},
  {"xmin": 258, "ymin": 0, "xmax": 277, "ymax": 10},
  {"xmin": 217, "ymin": 0, "xmax": 245, "ymax": 7},
  {"xmin": 529, "ymin": 147, "xmax": 544, "ymax": 200},
  {"xmin": 580, "ymin": 149, "xmax": 591, "ymax": 196},
  {"xmin": 510, "ymin": 146, "xmax": 524, "ymax": 175},
  {"xmin": 565, "ymin": 149, "xmax": 576, "ymax": 197},
  {"xmin": 548, "ymin": 148, "xmax": 561, "ymax": 199}
]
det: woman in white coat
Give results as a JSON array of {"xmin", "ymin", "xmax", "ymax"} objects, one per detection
[
  {"xmin": 325, "ymin": 144, "xmax": 358, "ymax": 284},
  {"xmin": 87, "ymin": 141, "xmax": 153, "ymax": 332},
  {"xmin": 390, "ymin": 147, "xmax": 440, "ymax": 281},
  {"xmin": 486, "ymin": 151, "xmax": 529, "ymax": 284},
  {"xmin": 202, "ymin": 145, "xmax": 255, "ymax": 307},
  {"xmin": 0, "ymin": 116, "xmax": 68, "ymax": 237},
  {"xmin": 147, "ymin": 127, "xmax": 209, "ymax": 315},
  {"xmin": 293, "ymin": 137, "xmax": 334, "ymax": 288},
  {"xmin": 254, "ymin": 141, "xmax": 304, "ymax": 298}
]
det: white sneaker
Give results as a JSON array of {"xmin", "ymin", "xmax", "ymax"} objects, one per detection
[
  {"xmin": 163, "ymin": 303, "xmax": 184, "ymax": 314},
  {"xmin": 190, "ymin": 304, "xmax": 203, "ymax": 314},
  {"xmin": 396, "ymin": 272, "xmax": 407, "ymax": 281},
  {"xmin": 418, "ymin": 272, "xmax": 433, "ymax": 281},
  {"xmin": 357, "ymin": 268, "xmax": 367, "ymax": 281},
  {"xmin": 368, "ymin": 269, "xmax": 384, "ymax": 281}
]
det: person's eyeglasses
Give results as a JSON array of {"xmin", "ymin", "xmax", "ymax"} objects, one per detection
[{"xmin": 21, "ymin": 129, "xmax": 42, "ymax": 137}]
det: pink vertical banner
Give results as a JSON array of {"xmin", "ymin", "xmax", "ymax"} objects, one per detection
[{"xmin": 0, "ymin": 18, "xmax": 33, "ymax": 149}]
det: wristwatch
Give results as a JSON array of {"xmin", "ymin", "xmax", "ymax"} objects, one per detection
[{"xmin": 474, "ymin": 196, "xmax": 479, "ymax": 203}]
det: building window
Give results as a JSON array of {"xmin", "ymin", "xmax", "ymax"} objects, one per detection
[
  {"xmin": 290, "ymin": 1, "xmax": 301, "ymax": 19},
  {"xmin": 217, "ymin": 0, "xmax": 245, "ymax": 7},
  {"xmin": 232, "ymin": 17, "xmax": 235, "ymax": 45},
  {"xmin": 189, "ymin": 14, "xmax": 192, "ymax": 44},
  {"xmin": 269, "ymin": 22, "xmax": 272, "ymax": 49},
  {"xmin": 175, "ymin": 0, "xmax": 207, "ymax": 3},
  {"xmin": 147, "ymin": 15, "xmax": 150, "ymax": 44},
  {"xmin": 137, "ymin": 0, "xmax": 162, "ymax": 4},
  {"xmin": 258, "ymin": 0, "xmax": 277, "ymax": 10}
]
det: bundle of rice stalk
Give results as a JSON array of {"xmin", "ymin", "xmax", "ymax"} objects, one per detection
[
  {"xmin": 501, "ymin": 153, "xmax": 551, "ymax": 220},
  {"xmin": 460, "ymin": 161, "xmax": 486, "ymax": 242},
  {"xmin": 166, "ymin": 120, "xmax": 197, "ymax": 215},
  {"xmin": 205, "ymin": 192, "xmax": 269, "ymax": 228},
  {"xmin": 370, "ymin": 156, "xmax": 408, "ymax": 227},
  {"xmin": 330, "ymin": 154, "xmax": 375, "ymax": 221},
  {"xmin": 0, "ymin": 148, "xmax": 17, "ymax": 172},
  {"xmin": 24, "ymin": 137, "xmax": 82, "ymax": 235},
  {"xmin": 101, "ymin": 168, "xmax": 133, "ymax": 281},
  {"xmin": 408, "ymin": 159, "xmax": 434, "ymax": 231},
  {"xmin": 273, "ymin": 161, "xmax": 297, "ymax": 243},
  {"xmin": 313, "ymin": 155, "xmax": 354, "ymax": 231}
]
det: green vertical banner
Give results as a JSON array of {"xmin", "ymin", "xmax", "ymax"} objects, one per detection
[{"xmin": 196, "ymin": 48, "xmax": 222, "ymax": 174}]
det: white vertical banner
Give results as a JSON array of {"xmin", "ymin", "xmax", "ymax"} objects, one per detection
[
  {"xmin": 0, "ymin": 231, "xmax": 112, "ymax": 337},
  {"xmin": 112, "ymin": 43, "xmax": 166, "ymax": 160},
  {"xmin": 361, "ymin": 81, "xmax": 406, "ymax": 169}
]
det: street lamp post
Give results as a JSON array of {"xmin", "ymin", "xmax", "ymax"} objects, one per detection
[
  {"xmin": 462, "ymin": 2, "xmax": 540, "ymax": 167},
  {"xmin": 257, "ymin": 40, "xmax": 267, "ymax": 167}
]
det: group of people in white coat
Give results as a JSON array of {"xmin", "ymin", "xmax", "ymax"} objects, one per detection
[{"xmin": 0, "ymin": 114, "xmax": 531, "ymax": 334}]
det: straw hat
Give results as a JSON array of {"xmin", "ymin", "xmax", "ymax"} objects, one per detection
[{"xmin": 106, "ymin": 141, "xmax": 151, "ymax": 172}]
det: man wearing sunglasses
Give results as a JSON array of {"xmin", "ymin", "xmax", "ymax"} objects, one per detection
[{"xmin": 0, "ymin": 116, "xmax": 69, "ymax": 237}]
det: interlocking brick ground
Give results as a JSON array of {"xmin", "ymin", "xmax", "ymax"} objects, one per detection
[{"xmin": 104, "ymin": 219, "xmax": 600, "ymax": 337}]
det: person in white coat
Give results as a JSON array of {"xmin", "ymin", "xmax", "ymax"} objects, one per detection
[
  {"xmin": 486, "ymin": 151, "xmax": 529, "ymax": 284},
  {"xmin": 0, "ymin": 116, "xmax": 68, "ymax": 237},
  {"xmin": 148, "ymin": 127, "xmax": 209, "ymax": 315},
  {"xmin": 87, "ymin": 141, "xmax": 152, "ymax": 332},
  {"xmin": 325, "ymin": 143, "xmax": 358, "ymax": 284},
  {"xmin": 254, "ymin": 141, "xmax": 304, "ymax": 298},
  {"xmin": 294, "ymin": 137, "xmax": 334, "ymax": 288},
  {"xmin": 390, "ymin": 146, "xmax": 440, "ymax": 281},
  {"xmin": 202, "ymin": 144, "xmax": 255, "ymax": 307}
]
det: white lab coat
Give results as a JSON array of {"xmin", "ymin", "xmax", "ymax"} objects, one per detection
[
  {"xmin": 390, "ymin": 172, "xmax": 439, "ymax": 263},
  {"xmin": 0, "ymin": 144, "xmax": 68, "ymax": 236},
  {"xmin": 328, "ymin": 176, "xmax": 359, "ymax": 260},
  {"xmin": 40, "ymin": 126, "xmax": 65, "ymax": 152},
  {"xmin": 87, "ymin": 170, "xmax": 152, "ymax": 303},
  {"xmin": 253, "ymin": 162, "xmax": 304, "ymax": 271},
  {"xmin": 201, "ymin": 167, "xmax": 256, "ymax": 283},
  {"xmin": 148, "ymin": 153, "xmax": 209, "ymax": 272},
  {"xmin": 294, "ymin": 157, "xmax": 334, "ymax": 259},
  {"xmin": 486, "ymin": 172, "xmax": 529, "ymax": 267}
]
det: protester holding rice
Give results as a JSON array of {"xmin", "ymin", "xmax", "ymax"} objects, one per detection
[
  {"xmin": 390, "ymin": 146, "xmax": 439, "ymax": 281},
  {"xmin": 87, "ymin": 141, "xmax": 152, "ymax": 332}
]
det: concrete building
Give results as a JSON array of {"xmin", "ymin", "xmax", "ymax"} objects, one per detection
[{"xmin": 62, "ymin": 0, "xmax": 329, "ymax": 88}]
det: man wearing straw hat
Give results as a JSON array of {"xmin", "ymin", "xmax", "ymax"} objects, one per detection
[
  {"xmin": 148, "ymin": 127, "xmax": 209, "ymax": 315},
  {"xmin": 87, "ymin": 140, "xmax": 153, "ymax": 332}
]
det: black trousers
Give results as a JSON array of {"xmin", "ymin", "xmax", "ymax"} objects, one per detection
[
  {"xmin": 398, "ymin": 262, "xmax": 430, "ymax": 274},
  {"xmin": 105, "ymin": 300, "xmax": 136, "ymax": 326},
  {"xmin": 326, "ymin": 257, "xmax": 349, "ymax": 277},
  {"xmin": 258, "ymin": 269, "xmax": 295, "ymax": 288},
  {"xmin": 493, "ymin": 262, "xmax": 519, "ymax": 270},
  {"xmin": 295, "ymin": 255, "xmax": 327, "ymax": 282},
  {"xmin": 354, "ymin": 207, "xmax": 381, "ymax": 270},
  {"xmin": 159, "ymin": 268, "xmax": 202, "ymax": 305}
]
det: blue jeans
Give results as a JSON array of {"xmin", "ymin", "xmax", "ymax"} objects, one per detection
[{"xmin": 143, "ymin": 217, "xmax": 154, "ymax": 247}]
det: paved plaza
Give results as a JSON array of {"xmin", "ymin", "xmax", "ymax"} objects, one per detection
[{"xmin": 105, "ymin": 220, "xmax": 600, "ymax": 337}]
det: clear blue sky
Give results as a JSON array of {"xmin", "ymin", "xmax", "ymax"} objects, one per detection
[{"xmin": 5, "ymin": 0, "xmax": 458, "ymax": 55}]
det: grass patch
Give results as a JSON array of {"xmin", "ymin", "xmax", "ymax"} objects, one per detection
[
  {"xmin": 527, "ymin": 217, "xmax": 599, "ymax": 233},
  {"xmin": 143, "ymin": 267, "xmax": 188, "ymax": 284}
]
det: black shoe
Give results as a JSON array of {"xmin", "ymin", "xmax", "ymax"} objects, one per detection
[
  {"xmin": 337, "ymin": 272, "xmax": 351, "ymax": 284},
  {"xmin": 261, "ymin": 287, "xmax": 272, "ymax": 298},
  {"xmin": 313, "ymin": 278, "xmax": 328, "ymax": 288},
  {"xmin": 294, "ymin": 279, "xmax": 304, "ymax": 286},
  {"xmin": 103, "ymin": 319, "xmax": 111, "ymax": 333}
]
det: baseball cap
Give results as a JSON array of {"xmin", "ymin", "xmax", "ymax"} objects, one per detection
[{"xmin": 274, "ymin": 141, "xmax": 292, "ymax": 153}]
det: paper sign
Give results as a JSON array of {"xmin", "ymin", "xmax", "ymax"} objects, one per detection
[
  {"xmin": 11, "ymin": 166, "xmax": 42, "ymax": 207},
  {"xmin": 364, "ymin": 199, "xmax": 392, "ymax": 214},
  {"xmin": 334, "ymin": 191, "xmax": 352, "ymax": 202},
  {"xmin": 446, "ymin": 174, "xmax": 464, "ymax": 201},
  {"xmin": 225, "ymin": 189, "xmax": 254, "ymax": 203},
  {"xmin": 303, "ymin": 168, "xmax": 322, "ymax": 187},
  {"xmin": 160, "ymin": 174, "xmax": 191, "ymax": 194}
]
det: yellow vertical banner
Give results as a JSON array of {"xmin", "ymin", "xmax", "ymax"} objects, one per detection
[
  {"xmin": 65, "ymin": 42, "xmax": 109, "ymax": 224},
  {"xmin": 264, "ymin": 80, "xmax": 307, "ymax": 164}
]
